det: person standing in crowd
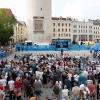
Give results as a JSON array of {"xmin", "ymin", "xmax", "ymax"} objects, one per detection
[
  {"xmin": 70, "ymin": 82, "xmax": 80, "ymax": 100},
  {"xmin": 14, "ymin": 77, "xmax": 22, "ymax": 93},
  {"xmin": 87, "ymin": 81, "xmax": 96, "ymax": 100},
  {"xmin": 34, "ymin": 77, "xmax": 43, "ymax": 100},
  {"xmin": 97, "ymin": 79, "xmax": 100, "ymax": 99},
  {"xmin": 42, "ymin": 71, "xmax": 47, "ymax": 88},
  {"xmin": 53, "ymin": 82, "xmax": 60, "ymax": 100},
  {"xmin": 22, "ymin": 76, "xmax": 31, "ymax": 98}
]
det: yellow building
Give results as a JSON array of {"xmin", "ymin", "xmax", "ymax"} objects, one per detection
[
  {"xmin": 52, "ymin": 17, "xmax": 72, "ymax": 41},
  {"xmin": 12, "ymin": 21, "xmax": 27, "ymax": 43}
]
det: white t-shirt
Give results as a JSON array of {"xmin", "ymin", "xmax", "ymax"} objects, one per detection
[
  {"xmin": 74, "ymin": 74, "xmax": 79, "ymax": 82},
  {"xmin": 36, "ymin": 71, "xmax": 43, "ymax": 80},
  {"xmin": 8, "ymin": 80, "xmax": 14, "ymax": 91},
  {"xmin": 0, "ymin": 79, "xmax": 6, "ymax": 86},
  {"xmin": 62, "ymin": 89, "xmax": 69, "ymax": 100}
]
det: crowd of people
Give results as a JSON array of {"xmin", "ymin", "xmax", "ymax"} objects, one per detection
[
  {"xmin": 0, "ymin": 53, "xmax": 100, "ymax": 100},
  {"xmin": 0, "ymin": 46, "xmax": 13, "ymax": 57}
]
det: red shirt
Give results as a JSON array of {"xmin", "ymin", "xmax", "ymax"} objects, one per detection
[
  {"xmin": 0, "ymin": 85, "xmax": 5, "ymax": 91},
  {"xmin": 87, "ymin": 83, "xmax": 96, "ymax": 93},
  {"xmin": 14, "ymin": 80, "xmax": 21, "ymax": 89}
]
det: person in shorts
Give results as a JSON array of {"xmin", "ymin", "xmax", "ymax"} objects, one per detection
[{"xmin": 34, "ymin": 77, "xmax": 42, "ymax": 100}]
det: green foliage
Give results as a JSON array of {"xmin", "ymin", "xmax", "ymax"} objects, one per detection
[{"xmin": 0, "ymin": 9, "xmax": 16, "ymax": 45}]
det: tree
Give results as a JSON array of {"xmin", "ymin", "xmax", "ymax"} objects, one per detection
[{"xmin": 0, "ymin": 8, "xmax": 16, "ymax": 45}]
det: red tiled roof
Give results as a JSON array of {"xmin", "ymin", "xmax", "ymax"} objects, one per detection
[{"xmin": 0, "ymin": 8, "xmax": 13, "ymax": 16}]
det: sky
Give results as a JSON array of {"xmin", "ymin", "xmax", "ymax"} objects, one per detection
[{"xmin": 0, "ymin": 0, "xmax": 100, "ymax": 21}]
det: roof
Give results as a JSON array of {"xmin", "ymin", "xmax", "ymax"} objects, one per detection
[
  {"xmin": 17, "ymin": 21, "xmax": 26, "ymax": 26},
  {"xmin": 0, "ymin": 8, "xmax": 14, "ymax": 16},
  {"xmin": 51, "ymin": 17, "xmax": 72, "ymax": 21}
]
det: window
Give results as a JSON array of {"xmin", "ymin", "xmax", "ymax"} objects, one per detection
[
  {"xmin": 21, "ymin": 35, "xmax": 23, "ymax": 38},
  {"xmin": 65, "ymin": 23, "xmax": 67, "ymax": 26},
  {"xmin": 79, "ymin": 25, "xmax": 80, "ymax": 28},
  {"xmin": 86, "ymin": 30, "xmax": 87, "ymax": 33},
  {"xmin": 65, "ymin": 29, "xmax": 67, "ymax": 32},
  {"xmin": 53, "ymin": 34, "xmax": 55, "ymax": 37},
  {"xmin": 61, "ymin": 34, "xmax": 63, "ymax": 37},
  {"xmin": 41, "ymin": 8, "xmax": 42, "ymax": 11},
  {"xmin": 73, "ymin": 25, "xmax": 77, "ymax": 28},
  {"xmin": 69, "ymin": 29, "xmax": 70, "ymax": 32},
  {"xmin": 89, "ymin": 30, "xmax": 91, "ymax": 33},
  {"xmin": 62, "ymin": 23, "xmax": 64, "ymax": 26},
  {"xmin": 69, "ymin": 34, "xmax": 70, "ymax": 37},
  {"xmin": 53, "ymin": 23, "xmax": 55, "ymax": 26},
  {"xmin": 86, "ymin": 26, "xmax": 87, "ymax": 28},
  {"xmin": 58, "ymin": 23, "xmax": 60, "ymax": 26},
  {"xmin": 58, "ymin": 29, "xmax": 60, "ymax": 32},
  {"xmin": 53, "ymin": 28, "xmax": 55, "ymax": 32},
  {"xmin": 79, "ymin": 30, "xmax": 80, "ymax": 33},
  {"xmin": 73, "ymin": 30, "xmax": 77, "ymax": 33},
  {"xmin": 66, "ymin": 34, "xmax": 68, "ymax": 37},
  {"xmin": 58, "ymin": 34, "xmax": 60, "ymax": 37},
  {"xmin": 69, "ymin": 23, "xmax": 71, "ymax": 26},
  {"xmin": 62, "ymin": 28, "xmax": 64, "ymax": 32}
]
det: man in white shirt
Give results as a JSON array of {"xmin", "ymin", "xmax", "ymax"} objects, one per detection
[
  {"xmin": 8, "ymin": 78, "xmax": 14, "ymax": 91},
  {"xmin": 61, "ymin": 85, "xmax": 69, "ymax": 100}
]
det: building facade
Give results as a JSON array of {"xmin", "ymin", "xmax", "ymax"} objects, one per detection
[
  {"xmin": 12, "ymin": 21, "xmax": 27, "ymax": 43},
  {"xmin": 51, "ymin": 18, "xmax": 100, "ymax": 43},
  {"xmin": 51, "ymin": 17, "xmax": 72, "ymax": 41}
]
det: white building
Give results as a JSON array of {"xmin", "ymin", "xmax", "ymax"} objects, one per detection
[
  {"xmin": 72, "ymin": 20, "xmax": 93, "ymax": 42},
  {"xmin": 72, "ymin": 19, "xmax": 100, "ymax": 43},
  {"xmin": 26, "ymin": 0, "xmax": 52, "ymax": 43}
]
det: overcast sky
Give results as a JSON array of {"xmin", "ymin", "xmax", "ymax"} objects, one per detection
[{"xmin": 0, "ymin": 0, "xmax": 100, "ymax": 21}]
